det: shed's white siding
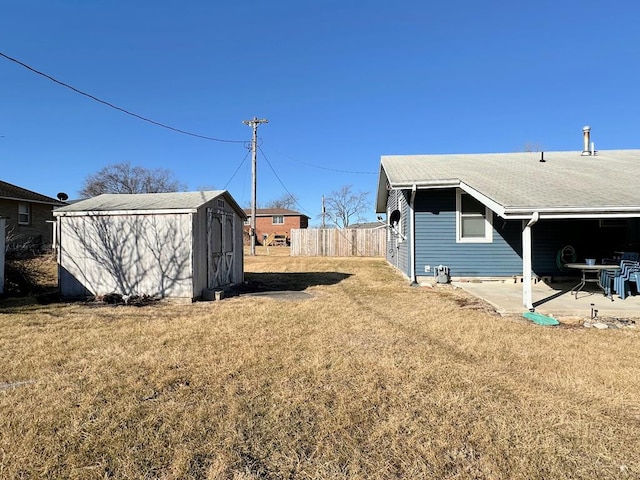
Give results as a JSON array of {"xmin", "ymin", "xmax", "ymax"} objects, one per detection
[
  {"xmin": 55, "ymin": 191, "xmax": 245, "ymax": 300},
  {"xmin": 58, "ymin": 213, "xmax": 194, "ymax": 298}
]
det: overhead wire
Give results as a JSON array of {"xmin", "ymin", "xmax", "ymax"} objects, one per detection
[
  {"xmin": 0, "ymin": 51, "xmax": 245, "ymax": 143},
  {"xmin": 289, "ymin": 158, "xmax": 378, "ymax": 175},
  {"xmin": 258, "ymin": 145, "xmax": 314, "ymax": 217},
  {"xmin": 261, "ymin": 145, "xmax": 378, "ymax": 175},
  {"xmin": 223, "ymin": 147, "xmax": 251, "ymax": 190}
]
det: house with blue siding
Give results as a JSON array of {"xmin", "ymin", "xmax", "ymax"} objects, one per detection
[{"xmin": 376, "ymin": 128, "xmax": 640, "ymax": 309}]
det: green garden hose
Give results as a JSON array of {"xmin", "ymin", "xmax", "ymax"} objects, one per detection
[{"xmin": 556, "ymin": 245, "xmax": 576, "ymax": 271}]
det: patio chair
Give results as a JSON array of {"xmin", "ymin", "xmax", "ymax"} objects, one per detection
[
  {"xmin": 600, "ymin": 252, "xmax": 639, "ymax": 297},
  {"xmin": 613, "ymin": 260, "xmax": 640, "ymax": 300},
  {"xmin": 621, "ymin": 251, "xmax": 640, "ymax": 262},
  {"xmin": 633, "ymin": 272, "xmax": 640, "ymax": 296}
]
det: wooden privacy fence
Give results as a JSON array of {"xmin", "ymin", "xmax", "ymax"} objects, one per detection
[{"xmin": 290, "ymin": 228, "xmax": 387, "ymax": 257}]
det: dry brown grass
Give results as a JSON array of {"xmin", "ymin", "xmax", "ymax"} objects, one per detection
[
  {"xmin": 1, "ymin": 254, "xmax": 639, "ymax": 479},
  {"xmin": 3, "ymin": 254, "xmax": 58, "ymax": 298}
]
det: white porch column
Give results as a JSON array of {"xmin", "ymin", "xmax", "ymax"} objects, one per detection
[
  {"xmin": 522, "ymin": 212, "xmax": 539, "ymax": 310},
  {"xmin": 409, "ymin": 185, "xmax": 417, "ymax": 284}
]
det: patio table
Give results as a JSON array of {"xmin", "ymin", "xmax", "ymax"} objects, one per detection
[{"xmin": 564, "ymin": 263, "xmax": 617, "ymax": 299}]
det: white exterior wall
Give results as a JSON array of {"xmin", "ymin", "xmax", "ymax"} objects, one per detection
[{"xmin": 58, "ymin": 213, "xmax": 194, "ymax": 298}]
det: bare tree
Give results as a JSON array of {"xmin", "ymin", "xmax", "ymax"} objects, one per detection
[
  {"xmin": 80, "ymin": 161, "xmax": 185, "ymax": 198},
  {"xmin": 265, "ymin": 193, "xmax": 299, "ymax": 210},
  {"xmin": 523, "ymin": 142, "xmax": 544, "ymax": 153},
  {"xmin": 324, "ymin": 185, "xmax": 369, "ymax": 228}
]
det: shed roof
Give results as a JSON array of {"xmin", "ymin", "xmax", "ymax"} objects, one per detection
[
  {"xmin": 54, "ymin": 191, "xmax": 245, "ymax": 217},
  {"xmin": 376, "ymin": 149, "xmax": 640, "ymax": 217},
  {"xmin": 0, "ymin": 180, "xmax": 65, "ymax": 205}
]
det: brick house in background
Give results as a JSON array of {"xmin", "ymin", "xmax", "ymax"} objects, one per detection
[
  {"xmin": 0, "ymin": 180, "xmax": 66, "ymax": 253},
  {"xmin": 243, "ymin": 208, "xmax": 309, "ymax": 246}
]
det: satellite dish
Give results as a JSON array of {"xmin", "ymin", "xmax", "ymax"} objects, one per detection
[
  {"xmin": 57, "ymin": 192, "xmax": 69, "ymax": 202},
  {"xmin": 389, "ymin": 209, "xmax": 401, "ymax": 226}
]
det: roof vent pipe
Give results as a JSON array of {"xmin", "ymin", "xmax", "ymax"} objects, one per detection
[{"xmin": 582, "ymin": 126, "xmax": 591, "ymax": 156}]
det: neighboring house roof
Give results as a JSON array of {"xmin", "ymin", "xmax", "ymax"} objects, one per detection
[
  {"xmin": 0, "ymin": 180, "xmax": 65, "ymax": 206},
  {"xmin": 243, "ymin": 208, "xmax": 310, "ymax": 219},
  {"xmin": 351, "ymin": 221, "xmax": 386, "ymax": 229},
  {"xmin": 54, "ymin": 191, "xmax": 246, "ymax": 218},
  {"xmin": 377, "ymin": 149, "xmax": 640, "ymax": 218}
]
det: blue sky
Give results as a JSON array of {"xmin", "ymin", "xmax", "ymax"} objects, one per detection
[{"xmin": 2, "ymin": 1, "xmax": 640, "ymax": 224}]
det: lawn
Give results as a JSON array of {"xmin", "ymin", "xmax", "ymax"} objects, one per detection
[{"xmin": 1, "ymin": 251, "xmax": 639, "ymax": 479}]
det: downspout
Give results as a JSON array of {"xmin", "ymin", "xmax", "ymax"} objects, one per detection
[
  {"xmin": 522, "ymin": 212, "xmax": 539, "ymax": 310},
  {"xmin": 410, "ymin": 185, "xmax": 417, "ymax": 284}
]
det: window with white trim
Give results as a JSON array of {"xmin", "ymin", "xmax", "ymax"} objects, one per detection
[
  {"xmin": 599, "ymin": 219, "xmax": 626, "ymax": 228},
  {"xmin": 456, "ymin": 191, "xmax": 493, "ymax": 243},
  {"xmin": 272, "ymin": 215, "xmax": 284, "ymax": 225},
  {"xmin": 18, "ymin": 203, "xmax": 30, "ymax": 225}
]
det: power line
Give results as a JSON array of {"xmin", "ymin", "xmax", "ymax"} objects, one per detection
[
  {"xmin": 291, "ymin": 158, "xmax": 378, "ymax": 175},
  {"xmin": 261, "ymin": 145, "xmax": 377, "ymax": 175},
  {"xmin": 223, "ymin": 148, "xmax": 251, "ymax": 190},
  {"xmin": 0, "ymin": 51, "xmax": 245, "ymax": 143},
  {"xmin": 258, "ymin": 145, "xmax": 314, "ymax": 217}
]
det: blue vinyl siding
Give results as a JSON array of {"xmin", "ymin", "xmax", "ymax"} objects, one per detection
[
  {"xmin": 386, "ymin": 190, "xmax": 410, "ymax": 277},
  {"xmin": 414, "ymin": 190, "xmax": 522, "ymax": 277},
  {"xmin": 391, "ymin": 188, "xmax": 640, "ymax": 280}
]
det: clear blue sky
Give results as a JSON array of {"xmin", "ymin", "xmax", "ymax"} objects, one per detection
[{"xmin": 2, "ymin": 1, "xmax": 640, "ymax": 224}]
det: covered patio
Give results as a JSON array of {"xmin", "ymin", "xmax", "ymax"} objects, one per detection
[{"xmin": 453, "ymin": 278, "xmax": 640, "ymax": 320}]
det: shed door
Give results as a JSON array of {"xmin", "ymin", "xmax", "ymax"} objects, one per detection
[{"xmin": 207, "ymin": 210, "xmax": 235, "ymax": 289}]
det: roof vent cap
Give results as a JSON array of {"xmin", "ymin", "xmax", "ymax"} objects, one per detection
[{"xmin": 581, "ymin": 126, "xmax": 592, "ymax": 156}]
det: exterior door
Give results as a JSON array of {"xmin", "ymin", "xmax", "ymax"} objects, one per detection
[{"xmin": 207, "ymin": 210, "xmax": 235, "ymax": 289}]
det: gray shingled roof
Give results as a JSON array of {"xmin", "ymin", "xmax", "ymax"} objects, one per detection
[
  {"xmin": 0, "ymin": 180, "xmax": 65, "ymax": 205},
  {"xmin": 377, "ymin": 149, "xmax": 640, "ymax": 216},
  {"xmin": 54, "ymin": 191, "xmax": 238, "ymax": 214}
]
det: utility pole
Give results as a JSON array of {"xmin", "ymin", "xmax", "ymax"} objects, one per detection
[
  {"xmin": 321, "ymin": 195, "xmax": 326, "ymax": 228},
  {"xmin": 242, "ymin": 116, "xmax": 269, "ymax": 256}
]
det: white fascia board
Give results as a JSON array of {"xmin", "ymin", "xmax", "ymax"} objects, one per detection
[
  {"xmin": 378, "ymin": 180, "xmax": 460, "ymax": 212},
  {"xmin": 53, "ymin": 208, "xmax": 197, "ymax": 217},
  {"xmin": 539, "ymin": 212, "xmax": 640, "ymax": 219},
  {"xmin": 391, "ymin": 180, "xmax": 460, "ymax": 189},
  {"xmin": 391, "ymin": 180, "xmax": 508, "ymax": 216},
  {"xmin": 393, "ymin": 179, "xmax": 640, "ymax": 219},
  {"xmin": 375, "ymin": 166, "xmax": 391, "ymax": 213},
  {"xmin": 502, "ymin": 208, "xmax": 640, "ymax": 219},
  {"xmin": 458, "ymin": 182, "xmax": 506, "ymax": 217}
]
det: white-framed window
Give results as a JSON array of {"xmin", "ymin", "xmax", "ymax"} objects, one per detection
[
  {"xmin": 456, "ymin": 190, "xmax": 493, "ymax": 243},
  {"xmin": 243, "ymin": 218, "xmax": 250, "ymax": 226},
  {"xmin": 599, "ymin": 219, "xmax": 627, "ymax": 228},
  {"xmin": 18, "ymin": 203, "xmax": 30, "ymax": 225},
  {"xmin": 272, "ymin": 215, "xmax": 284, "ymax": 225}
]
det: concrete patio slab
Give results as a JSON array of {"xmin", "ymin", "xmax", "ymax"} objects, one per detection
[{"xmin": 452, "ymin": 280, "xmax": 640, "ymax": 320}]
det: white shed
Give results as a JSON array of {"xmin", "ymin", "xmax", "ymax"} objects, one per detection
[{"xmin": 53, "ymin": 191, "xmax": 246, "ymax": 300}]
